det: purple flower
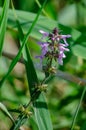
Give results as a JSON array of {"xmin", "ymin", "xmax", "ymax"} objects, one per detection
[
  {"xmin": 40, "ymin": 43, "xmax": 49, "ymax": 57},
  {"xmin": 36, "ymin": 42, "xmax": 48, "ymax": 61},
  {"xmin": 58, "ymin": 43, "xmax": 69, "ymax": 51},
  {"xmin": 36, "ymin": 28, "xmax": 71, "ymax": 68},
  {"xmin": 58, "ymin": 43, "xmax": 69, "ymax": 65},
  {"xmin": 58, "ymin": 52, "xmax": 66, "ymax": 65},
  {"xmin": 39, "ymin": 30, "xmax": 49, "ymax": 39},
  {"xmin": 60, "ymin": 35, "xmax": 71, "ymax": 46}
]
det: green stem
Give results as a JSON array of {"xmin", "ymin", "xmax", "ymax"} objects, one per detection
[
  {"xmin": 70, "ymin": 86, "xmax": 86, "ymax": 130},
  {"xmin": 35, "ymin": 0, "xmax": 50, "ymax": 18}
]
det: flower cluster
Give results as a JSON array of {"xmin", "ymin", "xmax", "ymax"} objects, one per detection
[{"xmin": 36, "ymin": 28, "xmax": 71, "ymax": 71}]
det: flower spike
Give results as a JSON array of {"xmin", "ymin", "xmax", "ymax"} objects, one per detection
[{"xmin": 36, "ymin": 28, "xmax": 71, "ymax": 70}]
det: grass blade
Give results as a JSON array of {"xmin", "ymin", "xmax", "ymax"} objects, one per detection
[
  {"xmin": 70, "ymin": 86, "xmax": 86, "ymax": 130},
  {"xmin": 10, "ymin": 114, "xmax": 27, "ymax": 130},
  {"xmin": 16, "ymin": 2, "xmax": 53, "ymax": 130},
  {"xmin": 0, "ymin": 0, "xmax": 45, "ymax": 87},
  {"xmin": 0, "ymin": 102, "xmax": 14, "ymax": 123},
  {"xmin": 0, "ymin": 0, "xmax": 10, "ymax": 55},
  {"xmin": 0, "ymin": 7, "xmax": 57, "ymax": 40},
  {"xmin": 33, "ymin": 94, "xmax": 53, "ymax": 130},
  {"xmin": 24, "ymin": 45, "xmax": 53, "ymax": 130}
]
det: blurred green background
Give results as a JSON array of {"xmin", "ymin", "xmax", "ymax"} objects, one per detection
[{"xmin": 0, "ymin": 0, "xmax": 86, "ymax": 130}]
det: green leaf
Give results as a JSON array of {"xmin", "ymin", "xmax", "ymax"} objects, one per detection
[
  {"xmin": 58, "ymin": 24, "xmax": 81, "ymax": 41},
  {"xmin": 81, "ymin": 121, "xmax": 86, "ymax": 130},
  {"xmin": 0, "ymin": 6, "xmax": 82, "ymax": 42},
  {"xmin": 0, "ymin": 102, "xmax": 14, "ymax": 123},
  {"xmin": 0, "ymin": 0, "xmax": 10, "ymax": 55},
  {"xmin": 0, "ymin": 0, "xmax": 44, "ymax": 87},
  {"xmin": 29, "ymin": 116, "xmax": 39, "ymax": 130},
  {"xmin": 23, "ymin": 43, "xmax": 53, "ymax": 130},
  {"xmin": 70, "ymin": 86, "xmax": 86, "ymax": 130},
  {"xmin": 0, "ymin": 7, "xmax": 56, "ymax": 40},
  {"xmin": 16, "ymin": 2, "xmax": 53, "ymax": 130},
  {"xmin": 72, "ymin": 44, "xmax": 86, "ymax": 59},
  {"xmin": 33, "ymin": 94, "xmax": 53, "ymax": 130},
  {"xmin": 10, "ymin": 114, "xmax": 27, "ymax": 130},
  {"xmin": 21, "ymin": 40, "xmax": 53, "ymax": 130}
]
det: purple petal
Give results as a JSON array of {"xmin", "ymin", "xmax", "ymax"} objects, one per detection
[
  {"xmin": 40, "ymin": 43, "xmax": 48, "ymax": 47},
  {"xmin": 59, "ymin": 43, "xmax": 66, "ymax": 47},
  {"xmin": 59, "ymin": 44, "xmax": 69, "ymax": 52},
  {"xmin": 58, "ymin": 57, "xmax": 63, "ymax": 65},
  {"xmin": 59, "ymin": 52, "xmax": 66, "ymax": 58},
  {"xmin": 61, "ymin": 35, "xmax": 71, "ymax": 39},
  {"xmin": 35, "ymin": 55, "xmax": 43, "ymax": 69},
  {"xmin": 41, "ymin": 43, "xmax": 48, "ymax": 56},
  {"xmin": 63, "ymin": 38, "xmax": 69, "ymax": 46},
  {"xmin": 38, "ymin": 41, "xmax": 48, "ymax": 46},
  {"xmin": 60, "ymin": 35, "xmax": 71, "ymax": 46},
  {"xmin": 37, "ymin": 41, "xmax": 43, "ymax": 45},
  {"xmin": 37, "ymin": 42, "xmax": 49, "ymax": 55},
  {"xmin": 35, "ymin": 55, "xmax": 44, "ymax": 59},
  {"xmin": 39, "ymin": 30, "xmax": 49, "ymax": 39},
  {"xmin": 58, "ymin": 52, "xmax": 66, "ymax": 65}
]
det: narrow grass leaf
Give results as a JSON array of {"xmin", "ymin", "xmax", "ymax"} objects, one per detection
[
  {"xmin": 0, "ymin": 0, "xmax": 10, "ymax": 55},
  {"xmin": 18, "ymin": 27, "xmax": 53, "ymax": 130},
  {"xmin": 0, "ymin": 0, "xmax": 44, "ymax": 87},
  {"xmin": 70, "ymin": 86, "xmax": 86, "ymax": 130},
  {"xmin": 16, "ymin": 2, "xmax": 53, "ymax": 130},
  {"xmin": 0, "ymin": 7, "xmax": 82, "ymax": 41},
  {"xmin": 0, "ymin": 7, "xmax": 56, "ymax": 40},
  {"xmin": 34, "ymin": 94, "xmax": 53, "ymax": 130},
  {"xmin": 29, "ymin": 116, "xmax": 39, "ymax": 130},
  {"xmin": 10, "ymin": 115, "xmax": 27, "ymax": 130},
  {"xmin": 24, "ymin": 45, "xmax": 53, "ymax": 130},
  {"xmin": 0, "ymin": 102, "xmax": 14, "ymax": 123}
]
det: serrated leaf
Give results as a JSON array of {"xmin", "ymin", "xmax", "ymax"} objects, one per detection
[{"xmin": 0, "ymin": 102, "xmax": 14, "ymax": 123}]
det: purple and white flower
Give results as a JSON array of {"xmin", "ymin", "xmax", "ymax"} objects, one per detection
[
  {"xmin": 36, "ymin": 28, "xmax": 71, "ymax": 67},
  {"xmin": 60, "ymin": 35, "xmax": 71, "ymax": 46},
  {"xmin": 58, "ymin": 43, "xmax": 69, "ymax": 65},
  {"xmin": 39, "ymin": 30, "xmax": 49, "ymax": 39}
]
